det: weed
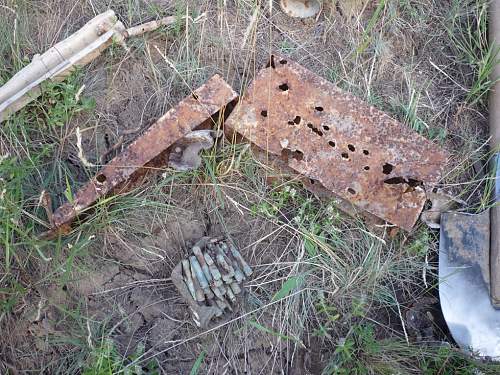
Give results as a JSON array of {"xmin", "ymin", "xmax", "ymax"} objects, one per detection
[
  {"xmin": 250, "ymin": 183, "xmax": 297, "ymax": 219},
  {"xmin": 38, "ymin": 73, "xmax": 96, "ymax": 128},
  {"xmin": 0, "ymin": 67, "xmax": 96, "ymax": 324},
  {"xmin": 82, "ymin": 339, "xmax": 158, "ymax": 375},
  {"xmin": 323, "ymin": 323, "xmax": 379, "ymax": 374},
  {"xmin": 407, "ymin": 227, "xmax": 431, "ymax": 257},
  {"xmin": 322, "ymin": 319, "xmax": 496, "ymax": 375},
  {"xmin": 356, "ymin": 0, "xmax": 386, "ymax": 55},
  {"xmin": 173, "ymin": 0, "xmax": 187, "ymax": 37},
  {"xmin": 447, "ymin": 0, "xmax": 500, "ymax": 106},
  {"xmin": 388, "ymin": 74, "xmax": 447, "ymax": 142},
  {"xmin": 279, "ymin": 40, "xmax": 296, "ymax": 54},
  {"xmin": 0, "ymin": 2, "xmax": 31, "ymax": 81},
  {"xmin": 189, "ymin": 350, "xmax": 206, "ymax": 375},
  {"xmin": 387, "ymin": 70, "xmax": 427, "ymax": 131},
  {"xmin": 397, "ymin": 0, "xmax": 429, "ymax": 24},
  {"xmin": 248, "ymin": 320, "xmax": 302, "ymax": 344},
  {"xmin": 327, "ymin": 67, "xmax": 340, "ymax": 85},
  {"xmin": 272, "ymin": 274, "xmax": 305, "ymax": 301}
]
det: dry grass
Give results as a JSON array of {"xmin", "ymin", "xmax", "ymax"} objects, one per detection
[{"xmin": 1, "ymin": 0, "xmax": 499, "ymax": 373}]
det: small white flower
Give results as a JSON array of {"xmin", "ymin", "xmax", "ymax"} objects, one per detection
[{"xmin": 0, "ymin": 153, "xmax": 11, "ymax": 164}]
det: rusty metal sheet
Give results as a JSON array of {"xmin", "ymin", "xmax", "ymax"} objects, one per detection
[
  {"xmin": 47, "ymin": 75, "xmax": 237, "ymax": 237},
  {"xmin": 250, "ymin": 144, "xmax": 385, "ymax": 229},
  {"xmin": 225, "ymin": 55, "xmax": 448, "ymax": 230}
]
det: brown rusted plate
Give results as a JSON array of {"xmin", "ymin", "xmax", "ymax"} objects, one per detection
[
  {"xmin": 225, "ymin": 55, "xmax": 448, "ymax": 230},
  {"xmin": 48, "ymin": 75, "xmax": 237, "ymax": 237},
  {"xmin": 250, "ymin": 145, "xmax": 385, "ymax": 228}
]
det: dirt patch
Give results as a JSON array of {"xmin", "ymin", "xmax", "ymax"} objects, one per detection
[{"xmin": 32, "ymin": 168, "xmax": 296, "ymax": 370}]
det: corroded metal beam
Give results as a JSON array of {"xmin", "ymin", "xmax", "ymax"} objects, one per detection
[{"xmin": 47, "ymin": 75, "xmax": 237, "ymax": 237}]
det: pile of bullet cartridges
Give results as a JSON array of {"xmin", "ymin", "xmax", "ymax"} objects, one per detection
[{"xmin": 177, "ymin": 237, "xmax": 253, "ymax": 319}]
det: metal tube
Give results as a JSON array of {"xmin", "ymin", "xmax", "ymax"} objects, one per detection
[
  {"xmin": 229, "ymin": 282, "xmax": 241, "ymax": 295},
  {"xmin": 204, "ymin": 286, "xmax": 215, "ymax": 300},
  {"xmin": 226, "ymin": 286, "xmax": 236, "ymax": 302},
  {"xmin": 190, "ymin": 256, "xmax": 209, "ymax": 289},
  {"xmin": 489, "ymin": 0, "xmax": 500, "ymax": 307},
  {"xmin": 215, "ymin": 245, "xmax": 235, "ymax": 275},
  {"xmin": 190, "ymin": 261, "xmax": 205, "ymax": 302},
  {"xmin": 207, "ymin": 299, "xmax": 223, "ymax": 317},
  {"xmin": 193, "ymin": 245, "xmax": 212, "ymax": 283},
  {"xmin": 211, "ymin": 285, "xmax": 224, "ymax": 299},
  {"xmin": 215, "ymin": 298, "xmax": 228, "ymax": 311},
  {"xmin": 181, "ymin": 259, "xmax": 196, "ymax": 300},
  {"xmin": 230, "ymin": 258, "xmax": 245, "ymax": 283},
  {"xmin": 204, "ymin": 253, "xmax": 222, "ymax": 281},
  {"xmin": 229, "ymin": 244, "xmax": 253, "ymax": 277}
]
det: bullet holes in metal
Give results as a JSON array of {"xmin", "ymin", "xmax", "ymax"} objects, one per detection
[
  {"xmin": 382, "ymin": 163, "xmax": 394, "ymax": 175},
  {"xmin": 279, "ymin": 83, "xmax": 289, "ymax": 91}
]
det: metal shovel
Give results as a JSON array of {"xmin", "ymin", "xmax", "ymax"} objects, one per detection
[{"xmin": 439, "ymin": 0, "xmax": 500, "ymax": 357}]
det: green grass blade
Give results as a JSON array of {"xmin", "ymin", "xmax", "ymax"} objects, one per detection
[
  {"xmin": 189, "ymin": 350, "xmax": 206, "ymax": 375},
  {"xmin": 304, "ymin": 237, "xmax": 318, "ymax": 257},
  {"xmin": 248, "ymin": 320, "xmax": 300, "ymax": 343},
  {"xmin": 356, "ymin": 0, "xmax": 386, "ymax": 55},
  {"xmin": 272, "ymin": 275, "xmax": 303, "ymax": 301}
]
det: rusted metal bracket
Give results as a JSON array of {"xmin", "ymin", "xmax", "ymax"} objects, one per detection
[
  {"xmin": 225, "ymin": 55, "xmax": 448, "ymax": 230},
  {"xmin": 46, "ymin": 75, "xmax": 237, "ymax": 238}
]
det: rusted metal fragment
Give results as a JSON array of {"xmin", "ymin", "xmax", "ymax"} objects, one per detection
[
  {"xmin": 249, "ymin": 145, "xmax": 385, "ymax": 228},
  {"xmin": 225, "ymin": 55, "xmax": 448, "ymax": 230},
  {"xmin": 168, "ymin": 129, "xmax": 222, "ymax": 171},
  {"xmin": 48, "ymin": 75, "xmax": 237, "ymax": 237}
]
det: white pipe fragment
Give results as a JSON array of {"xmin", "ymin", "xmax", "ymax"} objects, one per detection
[
  {"xmin": 0, "ymin": 12, "xmax": 177, "ymax": 123},
  {"xmin": 0, "ymin": 11, "xmax": 125, "ymax": 122}
]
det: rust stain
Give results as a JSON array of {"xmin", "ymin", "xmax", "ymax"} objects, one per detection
[
  {"xmin": 442, "ymin": 211, "xmax": 490, "ymax": 287},
  {"xmin": 225, "ymin": 55, "xmax": 448, "ymax": 230},
  {"xmin": 47, "ymin": 75, "xmax": 237, "ymax": 237}
]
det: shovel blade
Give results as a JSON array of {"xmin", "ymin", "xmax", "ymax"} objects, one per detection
[{"xmin": 439, "ymin": 211, "xmax": 500, "ymax": 357}]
